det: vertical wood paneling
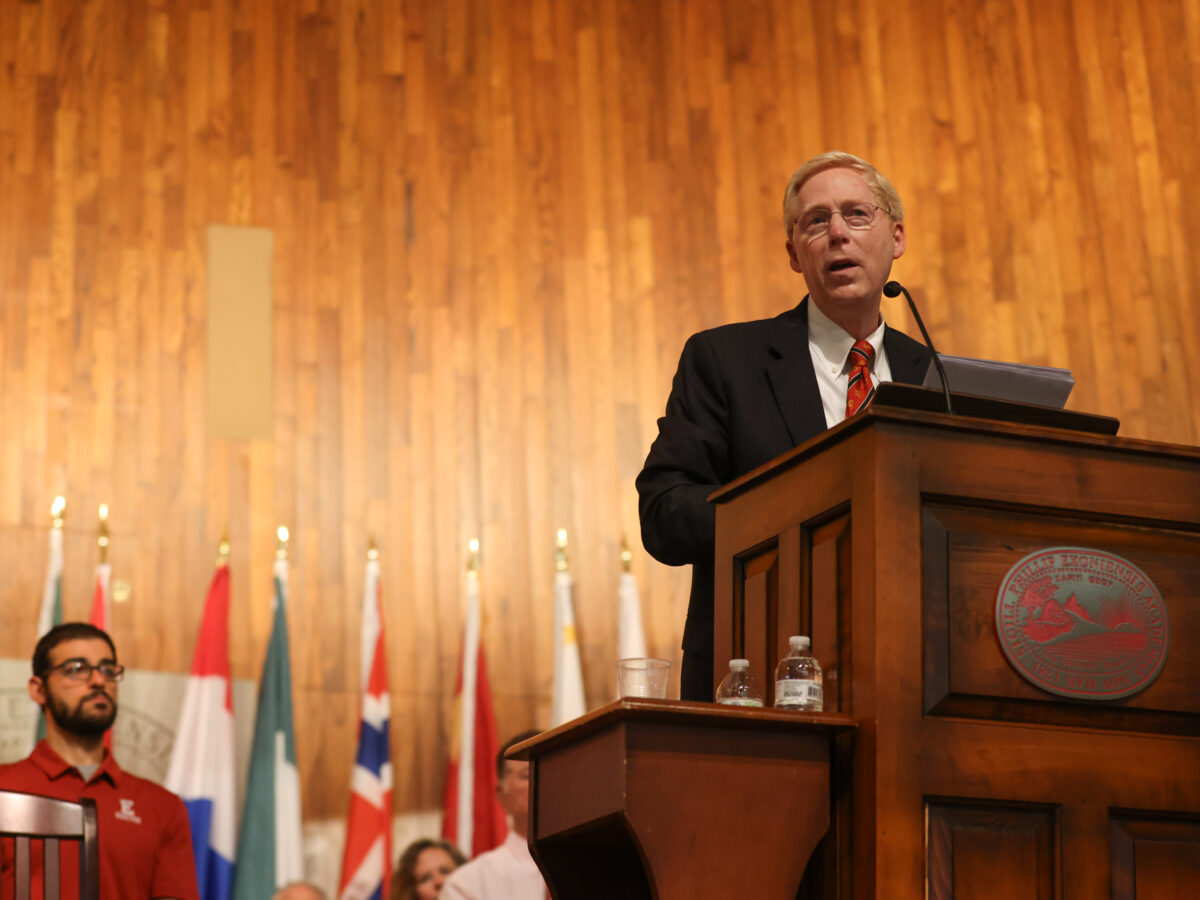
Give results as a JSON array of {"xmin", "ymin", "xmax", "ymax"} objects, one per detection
[{"xmin": 2, "ymin": 0, "xmax": 1199, "ymax": 823}]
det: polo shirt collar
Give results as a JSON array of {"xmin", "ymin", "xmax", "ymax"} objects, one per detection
[{"xmin": 32, "ymin": 739, "xmax": 123, "ymax": 787}]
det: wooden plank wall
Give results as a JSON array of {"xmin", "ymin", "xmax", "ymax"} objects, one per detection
[{"xmin": 1, "ymin": 0, "xmax": 1197, "ymax": 821}]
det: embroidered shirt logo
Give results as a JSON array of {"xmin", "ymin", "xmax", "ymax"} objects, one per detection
[{"xmin": 114, "ymin": 798, "xmax": 142, "ymax": 824}]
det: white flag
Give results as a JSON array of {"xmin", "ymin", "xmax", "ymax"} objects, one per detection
[
  {"xmin": 551, "ymin": 571, "xmax": 586, "ymax": 726},
  {"xmin": 30, "ymin": 522, "xmax": 64, "ymax": 751},
  {"xmin": 616, "ymin": 571, "xmax": 648, "ymax": 662}
]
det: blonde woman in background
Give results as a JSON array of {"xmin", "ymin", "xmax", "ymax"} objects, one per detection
[{"xmin": 392, "ymin": 839, "xmax": 467, "ymax": 900}]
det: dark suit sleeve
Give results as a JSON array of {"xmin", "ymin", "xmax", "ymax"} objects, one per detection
[{"xmin": 636, "ymin": 331, "xmax": 733, "ymax": 567}]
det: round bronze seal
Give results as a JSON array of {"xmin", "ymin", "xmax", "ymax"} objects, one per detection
[{"xmin": 995, "ymin": 547, "xmax": 1168, "ymax": 700}]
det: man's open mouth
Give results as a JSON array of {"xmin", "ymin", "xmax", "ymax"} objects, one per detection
[{"xmin": 829, "ymin": 260, "xmax": 857, "ymax": 272}]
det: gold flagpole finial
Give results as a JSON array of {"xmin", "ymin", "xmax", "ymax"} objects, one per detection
[
  {"xmin": 467, "ymin": 538, "xmax": 480, "ymax": 580},
  {"xmin": 50, "ymin": 496, "xmax": 66, "ymax": 529},
  {"xmin": 97, "ymin": 504, "xmax": 110, "ymax": 564},
  {"xmin": 367, "ymin": 537, "xmax": 379, "ymax": 561},
  {"xmin": 276, "ymin": 526, "xmax": 289, "ymax": 561},
  {"xmin": 555, "ymin": 528, "xmax": 569, "ymax": 572},
  {"xmin": 217, "ymin": 532, "xmax": 231, "ymax": 564},
  {"xmin": 620, "ymin": 536, "xmax": 632, "ymax": 574}
]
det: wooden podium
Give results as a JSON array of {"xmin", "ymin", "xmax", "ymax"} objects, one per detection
[
  {"xmin": 511, "ymin": 699, "xmax": 854, "ymax": 899},
  {"xmin": 710, "ymin": 402, "xmax": 1200, "ymax": 898}
]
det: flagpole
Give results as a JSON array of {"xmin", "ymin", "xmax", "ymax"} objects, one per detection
[
  {"xmin": 616, "ymin": 537, "xmax": 648, "ymax": 674},
  {"xmin": 232, "ymin": 526, "xmax": 304, "ymax": 900},
  {"xmin": 92, "ymin": 504, "xmax": 112, "ymax": 630},
  {"xmin": 31, "ymin": 497, "xmax": 66, "ymax": 751},
  {"xmin": 96, "ymin": 504, "xmax": 109, "ymax": 563},
  {"xmin": 165, "ymin": 535, "xmax": 237, "ymax": 900},
  {"xmin": 337, "ymin": 539, "xmax": 394, "ymax": 899},
  {"xmin": 551, "ymin": 529, "xmax": 586, "ymax": 726},
  {"xmin": 456, "ymin": 538, "xmax": 482, "ymax": 854}
]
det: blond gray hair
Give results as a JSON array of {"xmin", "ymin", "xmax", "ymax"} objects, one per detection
[{"xmin": 782, "ymin": 151, "xmax": 904, "ymax": 236}]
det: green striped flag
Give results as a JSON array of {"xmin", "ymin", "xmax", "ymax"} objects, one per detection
[
  {"xmin": 231, "ymin": 558, "xmax": 304, "ymax": 898},
  {"xmin": 31, "ymin": 514, "xmax": 65, "ymax": 750}
]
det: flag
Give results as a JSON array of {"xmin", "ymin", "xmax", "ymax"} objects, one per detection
[
  {"xmin": 551, "ymin": 569, "xmax": 586, "ymax": 727},
  {"xmin": 616, "ymin": 570, "xmax": 648, "ymax": 695},
  {"xmin": 31, "ymin": 514, "xmax": 64, "ymax": 751},
  {"xmin": 90, "ymin": 560, "xmax": 114, "ymax": 750},
  {"xmin": 337, "ymin": 554, "xmax": 393, "ymax": 900},
  {"xmin": 89, "ymin": 562, "xmax": 111, "ymax": 631},
  {"xmin": 165, "ymin": 563, "xmax": 237, "ymax": 900},
  {"xmin": 232, "ymin": 558, "xmax": 304, "ymax": 899},
  {"xmin": 441, "ymin": 567, "xmax": 505, "ymax": 857}
]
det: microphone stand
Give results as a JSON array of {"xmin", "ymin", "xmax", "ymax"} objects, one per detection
[{"xmin": 883, "ymin": 280, "xmax": 954, "ymax": 415}]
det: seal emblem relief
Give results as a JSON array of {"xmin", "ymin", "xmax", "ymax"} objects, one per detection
[{"xmin": 995, "ymin": 547, "xmax": 1168, "ymax": 700}]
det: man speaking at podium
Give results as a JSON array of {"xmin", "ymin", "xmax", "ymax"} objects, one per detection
[{"xmin": 637, "ymin": 151, "xmax": 932, "ymax": 701}]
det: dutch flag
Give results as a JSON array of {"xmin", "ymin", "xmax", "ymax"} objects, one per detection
[{"xmin": 165, "ymin": 562, "xmax": 237, "ymax": 900}]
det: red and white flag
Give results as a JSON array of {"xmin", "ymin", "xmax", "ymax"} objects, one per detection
[
  {"xmin": 89, "ymin": 562, "xmax": 111, "ymax": 632},
  {"xmin": 442, "ymin": 562, "xmax": 505, "ymax": 857},
  {"xmin": 165, "ymin": 562, "xmax": 237, "ymax": 900},
  {"xmin": 338, "ymin": 552, "xmax": 393, "ymax": 900},
  {"xmin": 90, "ymin": 551, "xmax": 113, "ymax": 750}
]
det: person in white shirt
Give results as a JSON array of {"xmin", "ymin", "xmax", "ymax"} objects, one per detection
[{"xmin": 440, "ymin": 731, "xmax": 547, "ymax": 900}]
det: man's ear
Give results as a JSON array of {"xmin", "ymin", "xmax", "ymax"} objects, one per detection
[
  {"xmin": 891, "ymin": 221, "xmax": 906, "ymax": 259},
  {"xmin": 28, "ymin": 676, "xmax": 46, "ymax": 708},
  {"xmin": 786, "ymin": 240, "xmax": 804, "ymax": 274}
]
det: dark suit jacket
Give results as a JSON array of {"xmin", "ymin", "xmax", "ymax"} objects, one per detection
[{"xmin": 636, "ymin": 298, "xmax": 932, "ymax": 664}]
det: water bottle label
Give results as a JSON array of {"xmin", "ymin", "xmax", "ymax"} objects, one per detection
[{"xmin": 775, "ymin": 679, "xmax": 822, "ymax": 704}]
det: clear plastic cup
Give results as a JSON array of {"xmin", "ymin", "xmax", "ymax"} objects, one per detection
[{"xmin": 615, "ymin": 658, "xmax": 671, "ymax": 698}]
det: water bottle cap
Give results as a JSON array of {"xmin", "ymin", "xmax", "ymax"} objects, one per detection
[
  {"xmin": 729, "ymin": 659, "xmax": 749, "ymax": 668},
  {"xmin": 789, "ymin": 635, "xmax": 811, "ymax": 650}
]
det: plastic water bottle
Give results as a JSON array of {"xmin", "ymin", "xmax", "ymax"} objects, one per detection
[
  {"xmin": 714, "ymin": 659, "xmax": 764, "ymax": 707},
  {"xmin": 773, "ymin": 636, "xmax": 823, "ymax": 711}
]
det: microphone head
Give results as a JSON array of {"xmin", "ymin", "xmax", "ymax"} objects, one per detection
[{"xmin": 883, "ymin": 280, "xmax": 903, "ymax": 298}]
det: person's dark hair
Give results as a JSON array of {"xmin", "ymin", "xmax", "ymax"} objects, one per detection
[
  {"xmin": 32, "ymin": 622, "xmax": 118, "ymax": 676},
  {"xmin": 496, "ymin": 729, "xmax": 540, "ymax": 780},
  {"xmin": 390, "ymin": 838, "xmax": 466, "ymax": 900}
]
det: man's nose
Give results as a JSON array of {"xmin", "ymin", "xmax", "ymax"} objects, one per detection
[
  {"xmin": 86, "ymin": 666, "xmax": 107, "ymax": 688},
  {"xmin": 826, "ymin": 211, "xmax": 851, "ymax": 240}
]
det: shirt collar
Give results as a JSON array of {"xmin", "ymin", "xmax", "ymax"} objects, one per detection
[
  {"xmin": 32, "ymin": 739, "xmax": 123, "ymax": 787},
  {"xmin": 807, "ymin": 299, "xmax": 886, "ymax": 373},
  {"xmin": 504, "ymin": 829, "xmax": 533, "ymax": 862}
]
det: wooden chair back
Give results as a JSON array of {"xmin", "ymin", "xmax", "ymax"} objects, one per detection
[{"xmin": 0, "ymin": 790, "xmax": 99, "ymax": 900}]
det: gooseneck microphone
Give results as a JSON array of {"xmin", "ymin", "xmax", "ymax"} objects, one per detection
[{"xmin": 883, "ymin": 280, "xmax": 954, "ymax": 415}]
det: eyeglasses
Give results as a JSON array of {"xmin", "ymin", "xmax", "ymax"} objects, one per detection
[
  {"xmin": 40, "ymin": 659, "xmax": 125, "ymax": 682},
  {"xmin": 794, "ymin": 203, "xmax": 886, "ymax": 238}
]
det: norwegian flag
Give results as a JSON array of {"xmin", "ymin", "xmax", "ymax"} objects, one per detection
[{"xmin": 337, "ymin": 553, "xmax": 393, "ymax": 900}]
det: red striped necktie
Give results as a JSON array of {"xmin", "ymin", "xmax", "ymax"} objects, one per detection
[{"xmin": 845, "ymin": 339, "xmax": 876, "ymax": 417}]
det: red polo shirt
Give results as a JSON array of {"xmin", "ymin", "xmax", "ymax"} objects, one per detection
[{"xmin": 0, "ymin": 740, "xmax": 199, "ymax": 900}]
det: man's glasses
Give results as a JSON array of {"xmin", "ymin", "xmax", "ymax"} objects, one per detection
[
  {"xmin": 794, "ymin": 203, "xmax": 886, "ymax": 238},
  {"xmin": 41, "ymin": 659, "xmax": 125, "ymax": 682}
]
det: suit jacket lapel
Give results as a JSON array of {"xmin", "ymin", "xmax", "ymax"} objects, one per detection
[
  {"xmin": 884, "ymin": 326, "xmax": 931, "ymax": 385},
  {"xmin": 766, "ymin": 297, "xmax": 829, "ymax": 447}
]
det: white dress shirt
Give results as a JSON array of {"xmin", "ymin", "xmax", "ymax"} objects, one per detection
[
  {"xmin": 440, "ymin": 832, "xmax": 547, "ymax": 900},
  {"xmin": 806, "ymin": 300, "xmax": 893, "ymax": 428}
]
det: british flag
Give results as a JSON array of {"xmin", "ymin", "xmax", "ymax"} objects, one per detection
[{"xmin": 338, "ymin": 551, "xmax": 393, "ymax": 900}]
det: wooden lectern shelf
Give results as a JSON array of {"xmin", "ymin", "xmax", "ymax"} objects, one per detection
[{"xmin": 509, "ymin": 699, "xmax": 856, "ymax": 900}]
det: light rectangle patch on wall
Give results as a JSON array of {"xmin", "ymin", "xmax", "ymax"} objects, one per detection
[{"xmin": 206, "ymin": 225, "xmax": 273, "ymax": 440}]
